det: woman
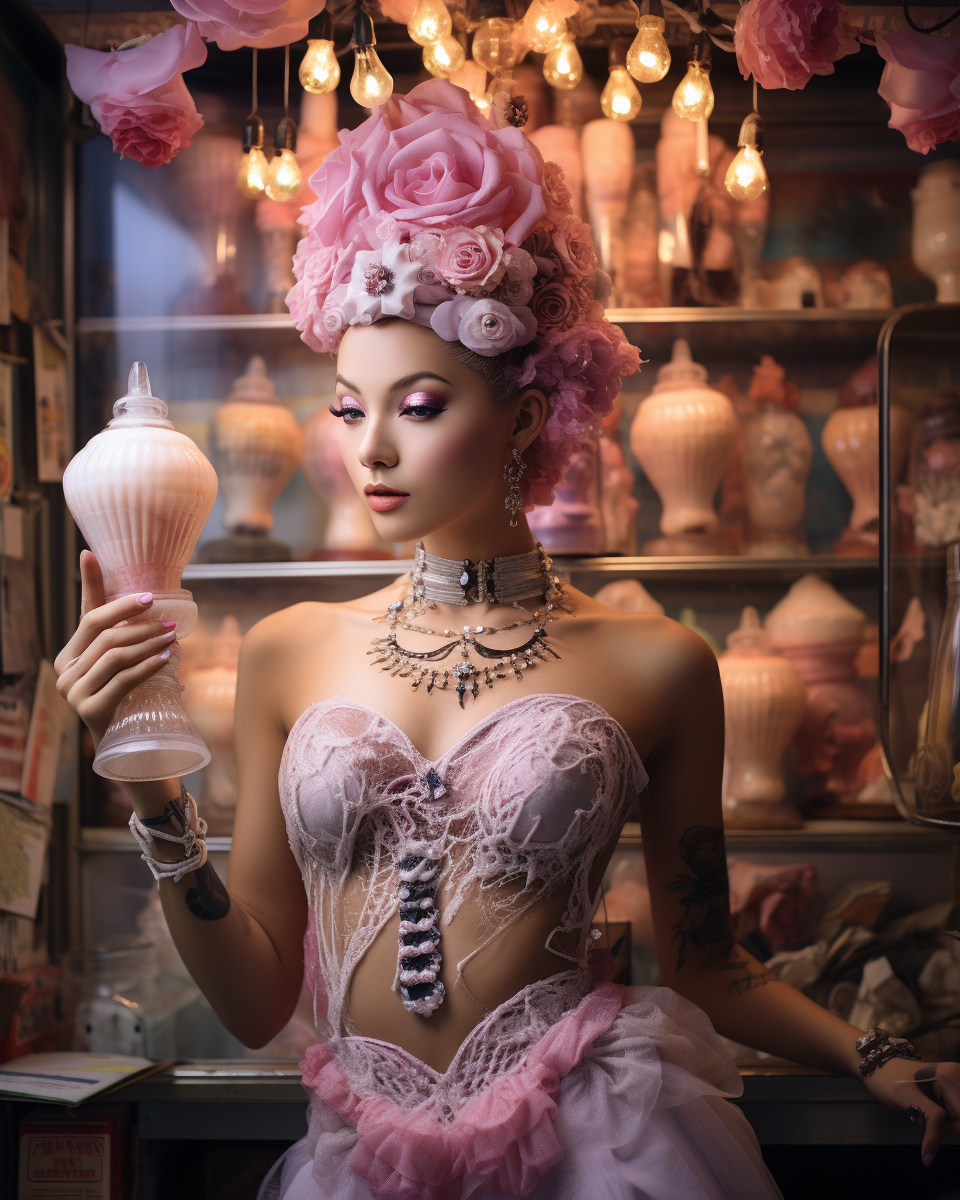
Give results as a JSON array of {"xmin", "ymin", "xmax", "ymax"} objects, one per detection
[{"xmin": 56, "ymin": 80, "xmax": 959, "ymax": 1199}]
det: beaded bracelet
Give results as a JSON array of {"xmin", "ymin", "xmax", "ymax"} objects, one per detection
[
  {"xmin": 854, "ymin": 1027, "xmax": 922, "ymax": 1078},
  {"xmin": 129, "ymin": 785, "xmax": 208, "ymax": 884}
]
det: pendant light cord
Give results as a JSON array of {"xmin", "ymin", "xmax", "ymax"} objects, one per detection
[
  {"xmin": 902, "ymin": 1, "xmax": 960, "ymax": 32},
  {"xmin": 284, "ymin": 43, "xmax": 290, "ymax": 117},
  {"xmin": 752, "ymin": 75, "xmax": 758, "ymax": 114},
  {"xmin": 252, "ymin": 46, "xmax": 258, "ymax": 113}
]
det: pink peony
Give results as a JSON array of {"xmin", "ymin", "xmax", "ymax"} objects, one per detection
[
  {"xmin": 170, "ymin": 0, "xmax": 325, "ymax": 50},
  {"xmin": 875, "ymin": 32, "xmax": 960, "ymax": 154},
  {"xmin": 65, "ymin": 24, "xmax": 206, "ymax": 168},
  {"xmin": 430, "ymin": 295, "xmax": 537, "ymax": 356},
  {"xmin": 437, "ymin": 226, "xmax": 507, "ymax": 292},
  {"xmin": 734, "ymin": 0, "xmax": 860, "ymax": 91}
]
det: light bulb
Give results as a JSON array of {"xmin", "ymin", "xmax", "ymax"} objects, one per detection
[
  {"xmin": 626, "ymin": 14, "xmax": 670, "ymax": 83},
  {"xmin": 408, "ymin": 0, "xmax": 452, "ymax": 47},
  {"xmin": 522, "ymin": 0, "xmax": 567, "ymax": 54},
  {"xmin": 265, "ymin": 148, "xmax": 301, "ymax": 201},
  {"xmin": 724, "ymin": 113, "xmax": 768, "ymax": 200},
  {"xmin": 423, "ymin": 34, "xmax": 465, "ymax": 78},
  {"xmin": 471, "ymin": 17, "xmax": 521, "ymax": 72},
  {"xmin": 543, "ymin": 35, "xmax": 582, "ymax": 89},
  {"xmin": 601, "ymin": 65, "xmax": 642, "ymax": 121},
  {"xmin": 299, "ymin": 39, "xmax": 340, "ymax": 93},
  {"xmin": 672, "ymin": 60, "xmax": 714, "ymax": 122},
  {"xmin": 350, "ymin": 46, "xmax": 394, "ymax": 107},
  {"xmin": 473, "ymin": 91, "xmax": 493, "ymax": 116},
  {"xmin": 236, "ymin": 147, "xmax": 269, "ymax": 197}
]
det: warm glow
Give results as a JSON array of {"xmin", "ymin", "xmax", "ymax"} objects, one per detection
[
  {"xmin": 672, "ymin": 60, "xmax": 714, "ymax": 122},
  {"xmin": 724, "ymin": 144, "xmax": 768, "ymax": 200},
  {"xmin": 236, "ymin": 147, "xmax": 269, "ymax": 197},
  {"xmin": 522, "ymin": 0, "xmax": 567, "ymax": 54},
  {"xmin": 299, "ymin": 39, "xmax": 340, "ymax": 94},
  {"xmin": 408, "ymin": 0, "xmax": 452, "ymax": 47},
  {"xmin": 350, "ymin": 46, "xmax": 394, "ymax": 106},
  {"xmin": 601, "ymin": 65, "xmax": 642, "ymax": 121},
  {"xmin": 473, "ymin": 90, "xmax": 493, "ymax": 115},
  {"xmin": 626, "ymin": 15, "xmax": 670, "ymax": 83},
  {"xmin": 543, "ymin": 35, "xmax": 582, "ymax": 89},
  {"xmin": 265, "ymin": 148, "xmax": 302, "ymax": 201},
  {"xmin": 423, "ymin": 34, "xmax": 466, "ymax": 78},
  {"xmin": 471, "ymin": 17, "xmax": 521, "ymax": 71}
]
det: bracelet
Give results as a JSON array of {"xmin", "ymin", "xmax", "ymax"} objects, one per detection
[
  {"xmin": 129, "ymin": 785, "xmax": 208, "ymax": 884},
  {"xmin": 854, "ymin": 1027, "xmax": 922, "ymax": 1077}
]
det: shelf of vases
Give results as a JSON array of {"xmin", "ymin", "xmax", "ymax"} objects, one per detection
[{"xmin": 78, "ymin": 820, "xmax": 956, "ymax": 855}]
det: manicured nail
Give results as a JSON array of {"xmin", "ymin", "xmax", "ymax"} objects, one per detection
[
  {"xmin": 162, "ymin": 631, "xmax": 176, "ymax": 641},
  {"xmin": 159, "ymin": 649, "xmax": 172, "ymax": 660},
  {"xmin": 923, "ymin": 1153, "xmax": 934, "ymax": 1167},
  {"xmin": 138, "ymin": 592, "xmax": 153, "ymax": 604},
  {"xmin": 161, "ymin": 620, "xmax": 177, "ymax": 629}
]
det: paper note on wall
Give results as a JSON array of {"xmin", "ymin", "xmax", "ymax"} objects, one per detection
[{"xmin": 0, "ymin": 796, "xmax": 48, "ymax": 918}]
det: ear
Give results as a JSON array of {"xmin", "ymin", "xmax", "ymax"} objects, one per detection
[{"xmin": 512, "ymin": 387, "xmax": 549, "ymax": 454}]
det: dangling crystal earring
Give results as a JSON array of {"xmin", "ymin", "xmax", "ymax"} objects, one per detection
[{"xmin": 503, "ymin": 448, "xmax": 526, "ymax": 528}]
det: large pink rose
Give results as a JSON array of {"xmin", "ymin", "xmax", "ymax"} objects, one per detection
[
  {"xmin": 170, "ymin": 0, "xmax": 325, "ymax": 50},
  {"xmin": 876, "ymin": 32, "xmax": 960, "ymax": 154},
  {"xmin": 299, "ymin": 79, "xmax": 547, "ymax": 257},
  {"xmin": 65, "ymin": 24, "xmax": 206, "ymax": 168},
  {"xmin": 436, "ymin": 226, "xmax": 506, "ymax": 292},
  {"xmin": 735, "ymin": 0, "xmax": 860, "ymax": 91}
]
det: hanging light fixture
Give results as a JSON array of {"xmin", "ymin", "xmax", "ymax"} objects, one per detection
[
  {"xmin": 725, "ymin": 80, "xmax": 769, "ymax": 201},
  {"xmin": 237, "ymin": 49, "xmax": 269, "ymax": 197},
  {"xmin": 672, "ymin": 44, "xmax": 714, "ymax": 122},
  {"xmin": 300, "ymin": 10, "xmax": 340, "ymax": 94},
  {"xmin": 351, "ymin": 9, "xmax": 394, "ymax": 107},
  {"xmin": 626, "ymin": 0, "xmax": 670, "ymax": 84},
  {"xmin": 472, "ymin": 17, "xmax": 521, "ymax": 72},
  {"xmin": 408, "ymin": 0, "xmax": 453, "ymax": 45},
  {"xmin": 266, "ymin": 46, "xmax": 302, "ymax": 202},
  {"xmin": 543, "ymin": 33, "xmax": 583, "ymax": 88},
  {"xmin": 601, "ymin": 39, "xmax": 642, "ymax": 121},
  {"xmin": 522, "ymin": 0, "xmax": 568, "ymax": 55},
  {"xmin": 423, "ymin": 32, "xmax": 466, "ymax": 77}
]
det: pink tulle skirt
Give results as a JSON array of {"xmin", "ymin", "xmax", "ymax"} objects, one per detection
[{"xmin": 258, "ymin": 977, "xmax": 782, "ymax": 1200}]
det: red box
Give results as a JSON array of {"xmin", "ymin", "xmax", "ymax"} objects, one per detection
[
  {"xmin": 0, "ymin": 966, "xmax": 63, "ymax": 1061},
  {"xmin": 18, "ymin": 1104, "xmax": 130, "ymax": 1200}
]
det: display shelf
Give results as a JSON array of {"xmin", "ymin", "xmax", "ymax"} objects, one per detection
[{"xmin": 80, "ymin": 820, "xmax": 957, "ymax": 855}]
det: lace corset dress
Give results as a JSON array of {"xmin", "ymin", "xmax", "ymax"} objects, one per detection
[{"xmin": 259, "ymin": 694, "xmax": 782, "ymax": 1200}]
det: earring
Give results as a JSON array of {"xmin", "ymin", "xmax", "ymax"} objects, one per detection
[{"xmin": 503, "ymin": 448, "xmax": 526, "ymax": 528}]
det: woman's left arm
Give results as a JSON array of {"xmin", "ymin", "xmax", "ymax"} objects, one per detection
[{"xmin": 635, "ymin": 622, "xmax": 960, "ymax": 1163}]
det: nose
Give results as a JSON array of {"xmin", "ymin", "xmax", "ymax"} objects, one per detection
[{"xmin": 356, "ymin": 414, "xmax": 399, "ymax": 471}]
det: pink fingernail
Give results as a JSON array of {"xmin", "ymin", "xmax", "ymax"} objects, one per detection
[
  {"xmin": 923, "ymin": 1154, "xmax": 934, "ymax": 1167},
  {"xmin": 162, "ymin": 620, "xmax": 177, "ymax": 629},
  {"xmin": 138, "ymin": 592, "xmax": 153, "ymax": 604},
  {"xmin": 159, "ymin": 649, "xmax": 172, "ymax": 660}
]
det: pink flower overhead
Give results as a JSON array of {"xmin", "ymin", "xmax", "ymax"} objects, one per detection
[
  {"xmin": 437, "ymin": 226, "xmax": 507, "ymax": 292},
  {"xmin": 875, "ymin": 32, "xmax": 960, "ymax": 154},
  {"xmin": 734, "ymin": 0, "xmax": 860, "ymax": 91},
  {"xmin": 169, "ymin": 0, "xmax": 326, "ymax": 51},
  {"xmin": 65, "ymin": 23, "xmax": 206, "ymax": 168},
  {"xmin": 430, "ymin": 295, "xmax": 537, "ymax": 356}
]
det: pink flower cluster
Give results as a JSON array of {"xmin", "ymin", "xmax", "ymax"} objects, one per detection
[
  {"xmin": 875, "ymin": 32, "xmax": 960, "ymax": 154},
  {"xmin": 170, "ymin": 0, "xmax": 326, "ymax": 51},
  {"xmin": 286, "ymin": 78, "xmax": 640, "ymax": 508},
  {"xmin": 65, "ymin": 23, "xmax": 206, "ymax": 168},
  {"xmin": 734, "ymin": 0, "xmax": 859, "ymax": 91}
]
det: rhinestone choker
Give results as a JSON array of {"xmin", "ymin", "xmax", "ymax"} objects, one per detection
[{"xmin": 410, "ymin": 542, "xmax": 557, "ymax": 608}]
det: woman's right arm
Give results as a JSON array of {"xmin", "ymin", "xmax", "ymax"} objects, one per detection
[{"xmin": 55, "ymin": 551, "xmax": 307, "ymax": 1048}]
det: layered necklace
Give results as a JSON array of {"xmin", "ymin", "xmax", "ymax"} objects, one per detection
[{"xmin": 369, "ymin": 541, "xmax": 570, "ymax": 708}]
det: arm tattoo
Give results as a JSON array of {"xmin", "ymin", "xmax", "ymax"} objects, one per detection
[
  {"xmin": 184, "ymin": 862, "xmax": 231, "ymax": 921},
  {"xmin": 915, "ymin": 1064, "xmax": 939, "ymax": 1100},
  {"xmin": 718, "ymin": 946, "xmax": 775, "ymax": 997},
  {"xmin": 667, "ymin": 825, "xmax": 732, "ymax": 973},
  {"xmin": 139, "ymin": 790, "xmax": 188, "ymax": 832}
]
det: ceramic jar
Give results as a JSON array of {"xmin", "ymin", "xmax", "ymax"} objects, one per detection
[
  {"xmin": 62, "ymin": 362, "xmax": 218, "ymax": 781},
  {"xmin": 765, "ymin": 575, "xmax": 881, "ymax": 801},
  {"xmin": 629, "ymin": 338, "xmax": 738, "ymax": 542},
  {"xmin": 208, "ymin": 357, "xmax": 302, "ymax": 543},
  {"xmin": 182, "ymin": 615, "xmax": 242, "ymax": 836},
  {"xmin": 529, "ymin": 434, "xmax": 606, "ymax": 555},
  {"xmin": 718, "ymin": 607, "xmax": 806, "ymax": 828},
  {"xmin": 580, "ymin": 118, "xmax": 634, "ymax": 282},
  {"xmin": 592, "ymin": 578, "xmax": 664, "ymax": 615},
  {"xmin": 599, "ymin": 437, "xmax": 639, "ymax": 556},
  {"xmin": 912, "ymin": 160, "xmax": 960, "ymax": 303},
  {"xmin": 301, "ymin": 406, "xmax": 386, "ymax": 556}
]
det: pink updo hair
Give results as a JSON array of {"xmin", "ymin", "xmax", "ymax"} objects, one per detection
[{"xmin": 286, "ymin": 79, "xmax": 641, "ymax": 509}]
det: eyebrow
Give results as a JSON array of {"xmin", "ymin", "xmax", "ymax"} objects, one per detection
[{"xmin": 334, "ymin": 371, "xmax": 453, "ymax": 393}]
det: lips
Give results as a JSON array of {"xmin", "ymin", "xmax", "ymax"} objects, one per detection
[{"xmin": 364, "ymin": 484, "xmax": 409, "ymax": 513}]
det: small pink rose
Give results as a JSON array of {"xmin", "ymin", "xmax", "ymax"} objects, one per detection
[
  {"xmin": 531, "ymin": 281, "xmax": 576, "ymax": 332},
  {"xmin": 543, "ymin": 160, "xmax": 573, "ymax": 210},
  {"xmin": 430, "ymin": 295, "xmax": 536, "ymax": 356},
  {"xmin": 876, "ymin": 32, "xmax": 960, "ymax": 154},
  {"xmin": 734, "ymin": 0, "xmax": 859, "ymax": 91},
  {"xmin": 170, "ymin": 0, "xmax": 325, "ymax": 50},
  {"xmin": 437, "ymin": 226, "xmax": 506, "ymax": 292},
  {"xmin": 503, "ymin": 246, "xmax": 537, "ymax": 283},
  {"xmin": 496, "ymin": 274, "xmax": 535, "ymax": 307},
  {"xmin": 551, "ymin": 215, "xmax": 598, "ymax": 280}
]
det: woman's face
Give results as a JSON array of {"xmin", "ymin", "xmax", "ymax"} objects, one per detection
[{"xmin": 332, "ymin": 320, "xmax": 528, "ymax": 544}]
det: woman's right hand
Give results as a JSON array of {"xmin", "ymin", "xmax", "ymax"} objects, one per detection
[{"xmin": 54, "ymin": 550, "xmax": 179, "ymax": 746}]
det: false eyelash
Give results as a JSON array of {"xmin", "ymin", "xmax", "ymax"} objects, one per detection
[
  {"xmin": 328, "ymin": 404, "xmax": 362, "ymax": 419},
  {"xmin": 400, "ymin": 404, "xmax": 445, "ymax": 418}
]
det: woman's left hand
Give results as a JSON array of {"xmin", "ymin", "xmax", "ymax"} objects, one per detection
[{"xmin": 861, "ymin": 1056, "xmax": 960, "ymax": 1164}]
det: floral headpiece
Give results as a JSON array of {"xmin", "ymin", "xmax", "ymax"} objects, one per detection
[{"xmin": 287, "ymin": 78, "xmax": 640, "ymax": 507}]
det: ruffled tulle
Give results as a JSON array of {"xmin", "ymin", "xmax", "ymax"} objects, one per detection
[{"xmin": 258, "ymin": 984, "xmax": 782, "ymax": 1200}]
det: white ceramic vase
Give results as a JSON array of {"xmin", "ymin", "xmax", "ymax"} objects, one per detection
[
  {"xmin": 580, "ymin": 118, "xmax": 634, "ymax": 281},
  {"xmin": 301, "ymin": 406, "xmax": 383, "ymax": 553},
  {"xmin": 718, "ymin": 607, "xmax": 806, "ymax": 827},
  {"xmin": 62, "ymin": 363, "xmax": 218, "ymax": 780},
  {"xmin": 912, "ymin": 161, "xmax": 960, "ymax": 303},
  {"xmin": 629, "ymin": 338, "xmax": 738, "ymax": 537},
  {"xmin": 182, "ymin": 615, "xmax": 241, "ymax": 835},
  {"xmin": 599, "ymin": 438, "xmax": 639, "ymax": 555},
  {"xmin": 821, "ymin": 402, "xmax": 912, "ymax": 537},
  {"xmin": 529, "ymin": 435, "xmax": 606, "ymax": 555}
]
